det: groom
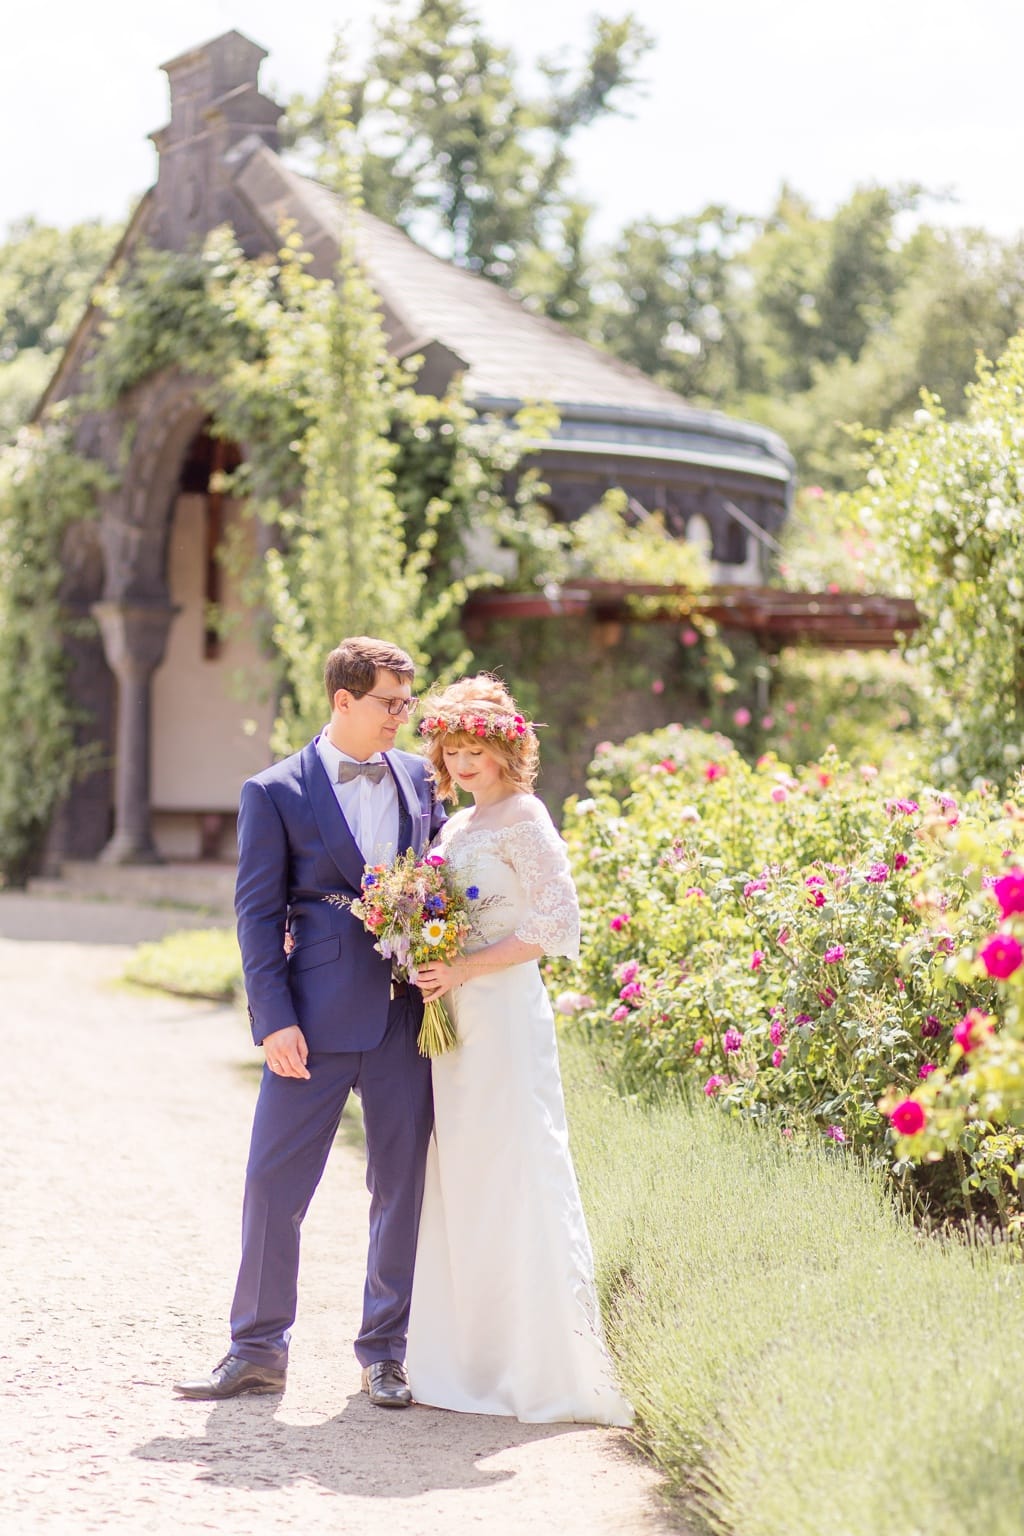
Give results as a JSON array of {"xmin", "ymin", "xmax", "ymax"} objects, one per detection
[{"xmin": 176, "ymin": 636, "xmax": 445, "ymax": 1407}]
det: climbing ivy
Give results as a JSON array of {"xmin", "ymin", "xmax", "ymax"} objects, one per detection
[{"xmin": 0, "ymin": 420, "xmax": 111, "ymax": 884}]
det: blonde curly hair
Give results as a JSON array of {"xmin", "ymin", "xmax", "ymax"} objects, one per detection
[{"xmin": 420, "ymin": 675, "xmax": 539, "ymax": 804}]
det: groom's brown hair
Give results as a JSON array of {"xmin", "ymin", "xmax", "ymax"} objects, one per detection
[{"xmin": 324, "ymin": 637, "xmax": 415, "ymax": 703}]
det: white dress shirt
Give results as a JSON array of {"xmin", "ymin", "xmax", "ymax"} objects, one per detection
[{"xmin": 316, "ymin": 730, "xmax": 399, "ymax": 866}]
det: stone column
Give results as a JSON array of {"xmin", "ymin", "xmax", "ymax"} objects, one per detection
[{"xmin": 92, "ymin": 600, "xmax": 179, "ymax": 864}]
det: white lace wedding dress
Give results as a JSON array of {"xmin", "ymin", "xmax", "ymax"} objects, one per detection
[{"xmin": 406, "ymin": 801, "xmax": 633, "ymax": 1425}]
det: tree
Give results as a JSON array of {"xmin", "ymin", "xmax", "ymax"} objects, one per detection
[
  {"xmin": 0, "ymin": 217, "xmax": 122, "ymax": 440},
  {"xmin": 286, "ymin": 0, "xmax": 652, "ymax": 285},
  {"xmin": 592, "ymin": 207, "xmax": 751, "ymax": 400},
  {"xmin": 847, "ymin": 334, "xmax": 1024, "ymax": 787}
]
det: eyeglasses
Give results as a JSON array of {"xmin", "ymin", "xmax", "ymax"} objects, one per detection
[{"xmin": 353, "ymin": 692, "xmax": 420, "ymax": 716}]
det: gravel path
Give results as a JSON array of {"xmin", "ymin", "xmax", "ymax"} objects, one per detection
[{"xmin": 0, "ymin": 899, "xmax": 676, "ymax": 1535}]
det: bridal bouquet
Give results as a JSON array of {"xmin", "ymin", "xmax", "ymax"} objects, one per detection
[{"xmin": 330, "ymin": 850, "xmax": 471, "ymax": 1057}]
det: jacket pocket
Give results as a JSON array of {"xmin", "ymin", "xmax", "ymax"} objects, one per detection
[{"xmin": 288, "ymin": 934, "xmax": 341, "ymax": 972}]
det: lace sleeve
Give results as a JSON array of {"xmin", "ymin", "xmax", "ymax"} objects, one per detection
[{"xmin": 503, "ymin": 818, "xmax": 581, "ymax": 961}]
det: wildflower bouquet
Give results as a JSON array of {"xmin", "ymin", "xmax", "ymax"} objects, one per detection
[{"xmin": 332, "ymin": 849, "xmax": 471, "ymax": 1057}]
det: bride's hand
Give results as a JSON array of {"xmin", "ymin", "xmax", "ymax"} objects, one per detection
[{"xmin": 417, "ymin": 959, "xmax": 464, "ymax": 1001}]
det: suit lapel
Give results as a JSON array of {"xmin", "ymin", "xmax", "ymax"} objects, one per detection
[
  {"xmin": 386, "ymin": 752, "xmax": 427, "ymax": 855},
  {"xmin": 301, "ymin": 739, "xmax": 367, "ymax": 891}
]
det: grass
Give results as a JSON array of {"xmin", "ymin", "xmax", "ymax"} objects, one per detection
[
  {"xmin": 559, "ymin": 1029, "xmax": 1024, "ymax": 1536},
  {"xmin": 123, "ymin": 926, "xmax": 242, "ymax": 1001},
  {"xmin": 125, "ymin": 926, "xmax": 1024, "ymax": 1533}
]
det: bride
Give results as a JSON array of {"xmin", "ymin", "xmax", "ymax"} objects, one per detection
[{"xmin": 409, "ymin": 676, "xmax": 632, "ymax": 1426}]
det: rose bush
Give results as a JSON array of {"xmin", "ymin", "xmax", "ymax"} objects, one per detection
[{"xmin": 557, "ymin": 724, "xmax": 1024, "ymax": 1218}]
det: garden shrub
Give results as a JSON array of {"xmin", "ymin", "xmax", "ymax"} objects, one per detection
[{"xmin": 556, "ymin": 723, "xmax": 1024, "ymax": 1217}]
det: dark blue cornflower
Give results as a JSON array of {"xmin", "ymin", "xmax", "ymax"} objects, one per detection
[{"xmin": 466, "ymin": 885, "xmax": 480, "ymax": 900}]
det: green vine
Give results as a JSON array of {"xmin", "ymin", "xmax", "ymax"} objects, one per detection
[{"xmin": 0, "ymin": 419, "xmax": 111, "ymax": 884}]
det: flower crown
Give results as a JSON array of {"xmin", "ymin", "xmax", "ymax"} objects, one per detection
[{"xmin": 419, "ymin": 709, "xmax": 530, "ymax": 743}]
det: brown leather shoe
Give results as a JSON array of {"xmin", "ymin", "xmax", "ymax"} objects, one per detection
[
  {"xmin": 361, "ymin": 1359, "xmax": 413, "ymax": 1408},
  {"xmin": 174, "ymin": 1353, "xmax": 286, "ymax": 1400}
]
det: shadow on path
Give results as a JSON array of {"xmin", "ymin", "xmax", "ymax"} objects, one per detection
[{"xmin": 134, "ymin": 1392, "xmax": 582, "ymax": 1498}]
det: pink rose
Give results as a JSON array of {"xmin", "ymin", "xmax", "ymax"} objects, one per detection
[
  {"xmin": 771, "ymin": 786, "xmax": 788, "ymax": 803},
  {"xmin": 953, "ymin": 1010, "xmax": 995, "ymax": 1054},
  {"xmin": 651, "ymin": 678, "xmax": 665, "ymax": 695},
  {"xmin": 724, "ymin": 1027, "xmax": 743, "ymax": 1053},
  {"xmin": 824, "ymin": 944, "xmax": 845, "ymax": 964},
  {"xmin": 681, "ymin": 627, "xmax": 699, "ymax": 647},
  {"xmin": 750, "ymin": 951, "xmax": 764, "ymax": 971},
  {"xmin": 889, "ymin": 1099, "xmax": 926, "ymax": 1136},
  {"xmin": 705, "ymin": 762, "xmax": 725, "ymax": 782},
  {"xmin": 612, "ymin": 1006, "xmax": 629, "ymax": 1023},
  {"xmin": 733, "ymin": 706, "xmax": 752, "ymax": 728},
  {"xmin": 979, "ymin": 932, "xmax": 1024, "ymax": 979},
  {"xmin": 693, "ymin": 1037, "xmax": 706, "ymax": 1055},
  {"xmin": 772, "ymin": 1047, "xmax": 786, "ymax": 1068},
  {"xmin": 704, "ymin": 1074, "xmax": 726, "ymax": 1096},
  {"xmin": 993, "ymin": 869, "xmax": 1024, "ymax": 919},
  {"xmin": 609, "ymin": 913, "xmax": 631, "ymax": 933}
]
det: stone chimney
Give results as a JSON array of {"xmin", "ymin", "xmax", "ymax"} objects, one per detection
[{"xmin": 148, "ymin": 30, "xmax": 284, "ymax": 253}]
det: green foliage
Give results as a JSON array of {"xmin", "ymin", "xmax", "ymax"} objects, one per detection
[
  {"xmin": 556, "ymin": 727, "xmax": 1019, "ymax": 1218},
  {"xmin": 0, "ymin": 216, "xmax": 122, "ymax": 440},
  {"xmin": 0, "ymin": 421, "xmax": 110, "ymax": 884},
  {"xmin": 124, "ymin": 926, "xmax": 241, "ymax": 1000},
  {"xmin": 287, "ymin": 0, "xmax": 652, "ymax": 284},
  {"xmin": 562, "ymin": 1030, "xmax": 1024, "ymax": 1533},
  {"xmin": 846, "ymin": 336, "xmax": 1024, "ymax": 788}
]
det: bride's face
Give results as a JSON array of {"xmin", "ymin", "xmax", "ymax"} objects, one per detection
[{"xmin": 442, "ymin": 738, "xmax": 506, "ymax": 797}]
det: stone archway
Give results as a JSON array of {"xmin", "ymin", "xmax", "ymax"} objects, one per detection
[{"xmin": 87, "ymin": 372, "xmax": 274, "ymax": 863}]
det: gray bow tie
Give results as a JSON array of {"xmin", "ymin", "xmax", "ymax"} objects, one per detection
[{"xmin": 337, "ymin": 759, "xmax": 388, "ymax": 785}]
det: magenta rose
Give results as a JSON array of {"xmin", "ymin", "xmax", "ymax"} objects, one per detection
[
  {"xmin": 979, "ymin": 932, "xmax": 1024, "ymax": 979},
  {"xmin": 889, "ymin": 1099, "xmax": 926, "ymax": 1136},
  {"xmin": 993, "ymin": 869, "xmax": 1024, "ymax": 919}
]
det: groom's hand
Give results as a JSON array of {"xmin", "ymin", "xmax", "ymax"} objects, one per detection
[{"xmin": 263, "ymin": 1025, "xmax": 311, "ymax": 1079}]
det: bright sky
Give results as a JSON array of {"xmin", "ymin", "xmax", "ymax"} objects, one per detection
[{"xmin": 5, "ymin": 0, "xmax": 1024, "ymax": 242}]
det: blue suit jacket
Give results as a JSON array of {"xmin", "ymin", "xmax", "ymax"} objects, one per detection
[{"xmin": 235, "ymin": 738, "xmax": 446, "ymax": 1053}]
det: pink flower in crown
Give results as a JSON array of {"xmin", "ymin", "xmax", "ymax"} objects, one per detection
[{"xmin": 993, "ymin": 869, "xmax": 1024, "ymax": 919}]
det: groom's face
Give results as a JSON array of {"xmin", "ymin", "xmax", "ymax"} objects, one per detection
[{"xmin": 331, "ymin": 669, "xmax": 414, "ymax": 759}]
